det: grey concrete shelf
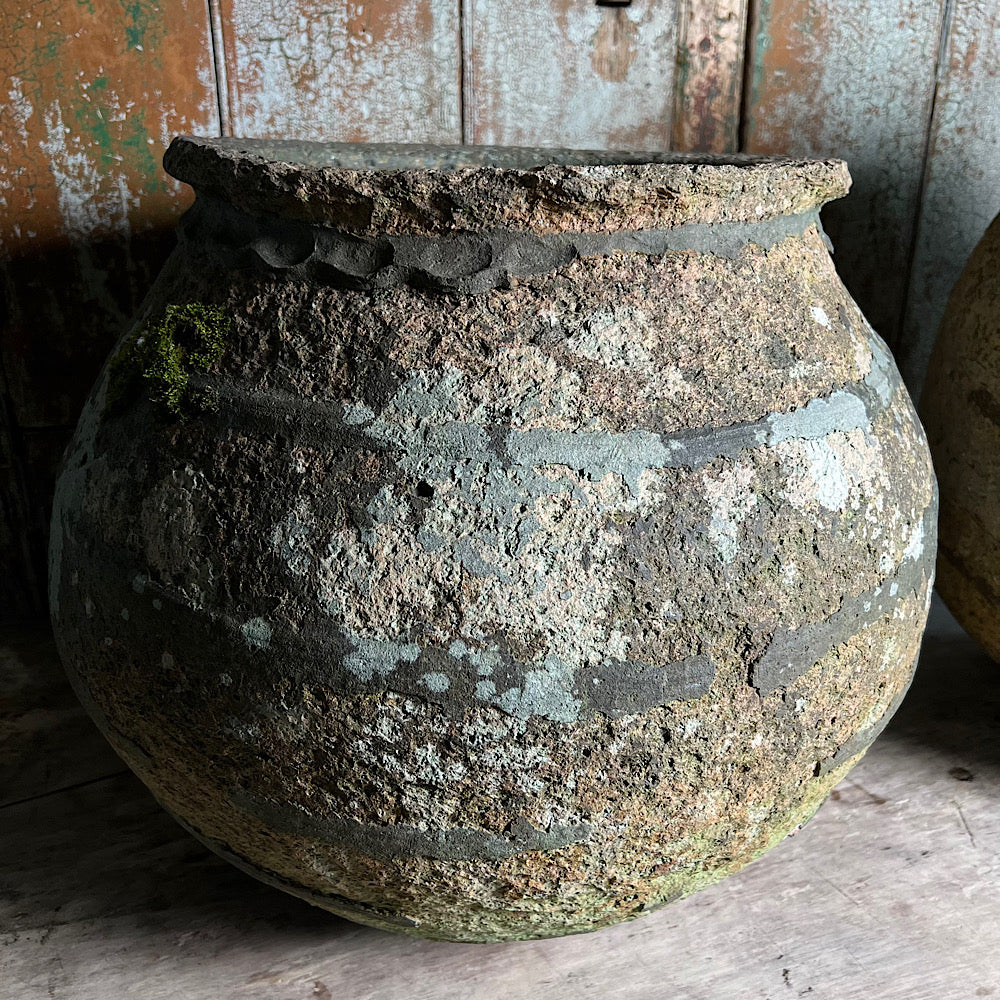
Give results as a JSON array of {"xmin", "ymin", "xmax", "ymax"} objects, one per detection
[{"xmin": 2, "ymin": 596, "xmax": 997, "ymax": 1000}]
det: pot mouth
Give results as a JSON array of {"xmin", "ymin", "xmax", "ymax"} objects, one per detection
[
  {"xmin": 164, "ymin": 136, "xmax": 851, "ymax": 237},
  {"xmin": 169, "ymin": 138, "xmax": 812, "ymax": 171}
]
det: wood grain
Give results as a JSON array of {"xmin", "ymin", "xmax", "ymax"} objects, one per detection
[
  {"xmin": 216, "ymin": 0, "xmax": 461, "ymax": 142},
  {"xmin": 463, "ymin": 1, "xmax": 679, "ymax": 149},
  {"xmin": 0, "ymin": 0, "xmax": 221, "ymax": 618},
  {"xmin": 1, "ymin": 601, "xmax": 998, "ymax": 998},
  {"xmin": 0, "ymin": 0, "xmax": 221, "ymax": 426},
  {"xmin": 742, "ymin": 0, "xmax": 947, "ymax": 354},
  {"xmin": 672, "ymin": 0, "xmax": 749, "ymax": 153},
  {"xmin": 0, "ymin": 623, "xmax": 124, "ymax": 808},
  {"xmin": 899, "ymin": 1, "xmax": 1000, "ymax": 400}
]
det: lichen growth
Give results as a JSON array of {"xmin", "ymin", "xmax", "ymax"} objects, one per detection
[{"xmin": 106, "ymin": 303, "xmax": 229, "ymax": 420}]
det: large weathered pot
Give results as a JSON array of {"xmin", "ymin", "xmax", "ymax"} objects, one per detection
[
  {"xmin": 50, "ymin": 138, "xmax": 937, "ymax": 942},
  {"xmin": 920, "ymin": 213, "xmax": 1000, "ymax": 661}
]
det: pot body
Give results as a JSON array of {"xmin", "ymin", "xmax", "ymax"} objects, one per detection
[
  {"xmin": 921, "ymin": 213, "xmax": 1000, "ymax": 661},
  {"xmin": 50, "ymin": 140, "xmax": 937, "ymax": 941}
]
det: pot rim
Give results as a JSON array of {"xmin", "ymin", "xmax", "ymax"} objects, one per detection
[{"xmin": 164, "ymin": 136, "xmax": 851, "ymax": 237}]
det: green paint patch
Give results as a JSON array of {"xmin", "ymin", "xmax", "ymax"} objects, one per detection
[
  {"xmin": 120, "ymin": 0, "xmax": 161, "ymax": 50},
  {"xmin": 106, "ymin": 303, "xmax": 230, "ymax": 421},
  {"xmin": 75, "ymin": 79, "xmax": 115, "ymax": 170},
  {"xmin": 121, "ymin": 109, "xmax": 166, "ymax": 193}
]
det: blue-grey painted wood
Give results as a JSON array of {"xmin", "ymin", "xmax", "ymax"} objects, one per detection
[{"xmin": 900, "ymin": 0, "xmax": 1000, "ymax": 400}]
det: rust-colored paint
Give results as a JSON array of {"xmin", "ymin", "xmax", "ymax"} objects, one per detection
[
  {"xmin": 0, "ymin": 0, "xmax": 220, "ymax": 424},
  {"xmin": 0, "ymin": 0, "xmax": 219, "ymax": 615},
  {"xmin": 216, "ymin": 0, "xmax": 461, "ymax": 143},
  {"xmin": 743, "ymin": 0, "xmax": 947, "ymax": 357},
  {"xmin": 671, "ymin": 0, "xmax": 748, "ymax": 153},
  {"xmin": 464, "ymin": 0, "xmax": 679, "ymax": 150}
]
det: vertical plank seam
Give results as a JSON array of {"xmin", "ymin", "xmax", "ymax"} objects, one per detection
[
  {"xmin": 673, "ymin": 0, "xmax": 751, "ymax": 154},
  {"xmin": 897, "ymin": 0, "xmax": 954, "ymax": 369},
  {"xmin": 206, "ymin": 0, "xmax": 232, "ymax": 137},
  {"xmin": 737, "ymin": 0, "xmax": 760, "ymax": 152},
  {"xmin": 670, "ymin": 0, "xmax": 690, "ymax": 150},
  {"xmin": 459, "ymin": 0, "xmax": 471, "ymax": 145},
  {"xmin": 458, "ymin": 0, "xmax": 467, "ymax": 144},
  {"xmin": 731, "ymin": 0, "xmax": 750, "ymax": 154}
]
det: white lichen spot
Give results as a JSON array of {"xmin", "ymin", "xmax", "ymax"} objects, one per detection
[
  {"xmin": 606, "ymin": 629, "xmax": 629, "ymax": 660},
  {"xmin": 701, "ymin": 463, "xmax": 758, "ymax": 564},
  {"xmin": 241, "ymin": 617, "xmax": 272, "ymax": 651},
  {"xmin": 781, "ymin": 561, "xmax": 799, "ymax": 587},
  {"xmin": 810, "ymin": 305, "xmax": 831, "ymax": 329},
  {"xmin": 567, "ymin": 306, "xmax": 656, "ymax": 371},
  {"xmin": 414, "ymin": 743, "xmax": 466, "ymax": 785},
  {"xmin": 494, "ymin": 655, "xmax": 582, "ymax": 723},
  {"xmin": 778, "ymin": 430, "xmax": 886, "ymax": 514},
  {"xmin": 342, "ymin": 401, "xmax": 376, "ymax": 425},
  {"xmin": 902, "ymin": 518, "xmax": 925, "ymax": 563},
  {"xmin": 343, "ymin": 635, "xmax": 420, "ymax": 682},
  {"xmin": 271, "ymin": 499, "xmax": 314, "ymax": 577},
  {"xmin": 421, "ymin": 672, "xmax": 451, "ymax": 693},
  {"xmin": 131, "ymin": 574, "xmax": 146, "ymax": 594}
]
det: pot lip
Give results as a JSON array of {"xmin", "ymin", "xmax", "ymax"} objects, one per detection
[{"xmin": 164, "ymin": 136, "xmax": 852, "ymax": 237}]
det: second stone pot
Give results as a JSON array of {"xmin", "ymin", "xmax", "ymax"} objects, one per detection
[
  {"xmin": 921, "ymin": 212, "xmax": 1000, "ymax": 661},
  {"xmin": 50, "ymin": 139, "xmax": 937, "ymax": 941}
]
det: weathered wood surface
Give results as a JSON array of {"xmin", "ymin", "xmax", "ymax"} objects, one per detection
[
  {"xmin": 463, "ymin": 1, "xmax": 680, "ymax": 149},
  {"xmin": 1, "ymin": 599, "xmax": 998, "ymax": 999},
  {"xmin": 0, "ymin": 0, "xmax": 221, "ymax": 426},
  {"xmin": 899, "ymin": 1, "xmax": 1000, "ymax": 400},
  {"xmin": 0, "ymin": 623, "xmax": 124, "ymax": 809},
  {"xmin": 742, "ymin": 0, "xmax": 947, "ymax": 358},
  {"xmin": 216, "ymin": 0, "xmax": 461, "ymax": 142},
  {"xmin": 0, "ymin": 0, "xmax": 221, "ymax": 618},
  {"xmin": 672, "ymin": 0, "xmax": 748, "ymax": 153}
]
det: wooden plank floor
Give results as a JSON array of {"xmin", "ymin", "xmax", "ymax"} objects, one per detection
[{"xmin": 2, "ymin": 598, "xmax": 997, "ymax": 1000}]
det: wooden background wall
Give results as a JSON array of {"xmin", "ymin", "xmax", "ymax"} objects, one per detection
[{"xmin": 2, "ymin": 0, "xmax": 999, "ymax": 618}]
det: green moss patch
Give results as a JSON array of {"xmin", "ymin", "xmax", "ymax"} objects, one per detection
[{"xmin": 107, "ymin": 303, "xmax": 230, "ymax": 421}]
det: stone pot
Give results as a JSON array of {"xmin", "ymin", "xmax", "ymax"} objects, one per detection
[
  {"xmin": 50, "ymin": 138, "xmax": 937, "ymax": 942},
  {"xmin": 920, "ymin": 213, "xmax": 1000, "ymax": 661}
]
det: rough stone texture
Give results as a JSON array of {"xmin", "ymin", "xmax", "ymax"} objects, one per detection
[
  {"xmin": 920, "ymin": 213, "xmax": 1000, "ymax": 662},
  {"xmin": 162, "ymin": 137, "xmax": 851, "ymax": 235},
  {"xmin": 49, "ymin": 142, "xmax": 936, "ymax": 942}
]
